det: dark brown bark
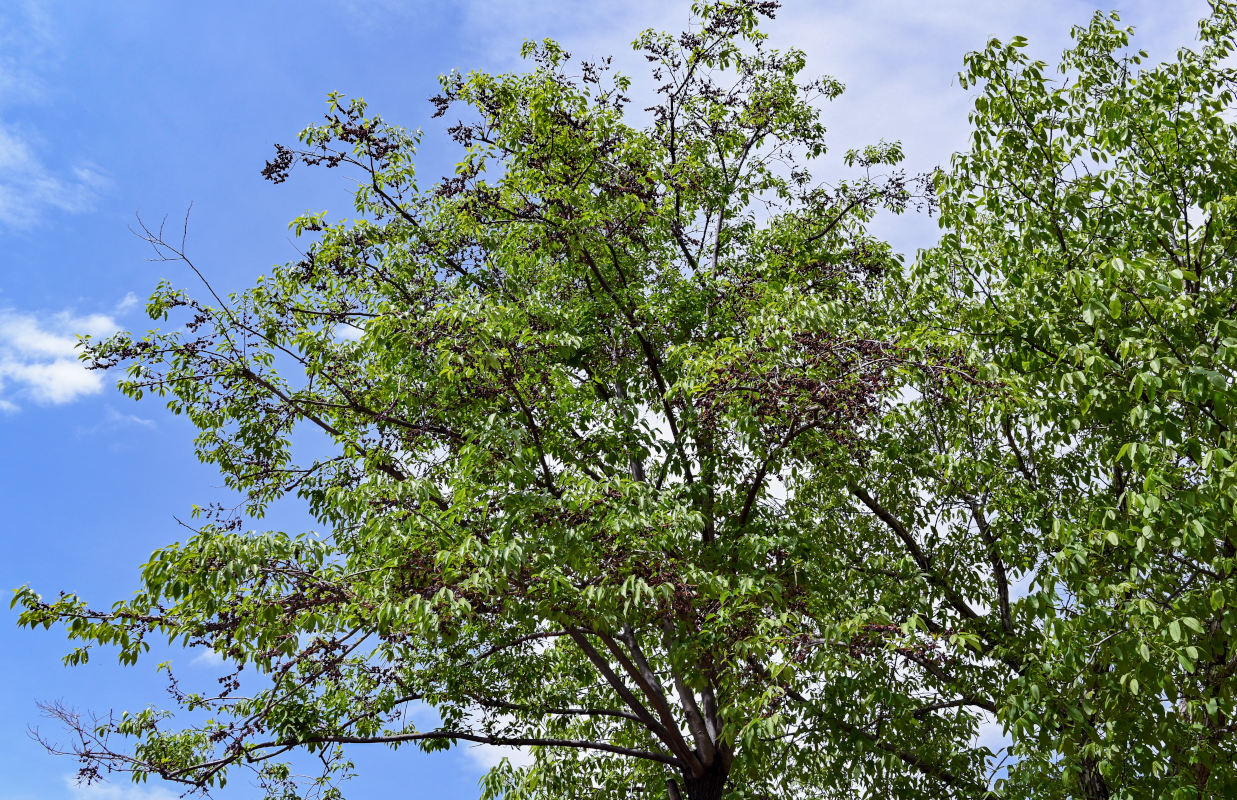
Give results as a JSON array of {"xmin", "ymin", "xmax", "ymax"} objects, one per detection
[{"xmin": 678, "ymin": 759, "xmax": 730, "ymax": 800}]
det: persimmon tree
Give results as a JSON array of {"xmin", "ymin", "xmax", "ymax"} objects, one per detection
[{"xmin": 15, "ymin": 3, "xmax": 965, "ymax": 799}]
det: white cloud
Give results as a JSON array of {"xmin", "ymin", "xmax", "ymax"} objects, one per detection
[
  {"xmin": 453, "ymin": 706, "xmax": 537, "ymax": 772},
  {"xmin": 61, "ymin": 775, "xmax": 180, "ymax": 800},
  {"xmin": 974, "ymin": 709, "xmax": 1009, "ymax": 753},
  {"xmin": 0, "ymin": 307, "xmax": 121, "ymax": 407},
  {"xmin": 464, "ymin": 742, "xmax": 535, "ymax": 772},
  {"xmin": 333, "ymin": 322, "xmax": 365, "ymax": 341},
  {"xmin": 768, "ymin": 0, "xmax": 1205, "ymax": 245},
  {"xmin": 1, "ymin": 359, "xmax": 101, "ymax": 404}
]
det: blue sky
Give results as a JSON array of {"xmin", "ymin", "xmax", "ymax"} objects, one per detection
[{"xmin": 0, "ymin": 1, "xmax": 1210, "ymax": 798}]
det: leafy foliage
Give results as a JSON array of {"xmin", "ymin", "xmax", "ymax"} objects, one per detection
[
  {"xmin": 16, "ymin": 1, "xmax": 1237, "ymax": 799},
  {"xmin": 914, "ymin": 2, "xmax": 1237, "ymax": 796}
]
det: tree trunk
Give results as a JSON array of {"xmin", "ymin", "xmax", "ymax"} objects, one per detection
[
  {"xmin": 1078, "ymin": 755, "xmax": 1111, "ymax": 800},
  {"xmin": 669, "ymin": 761, "xmax": 730, "ymax": 800}
]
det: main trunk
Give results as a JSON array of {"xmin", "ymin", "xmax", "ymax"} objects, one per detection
[{"xmin": 669, "ymin": 762, "xmax": 730, "ymax": 800}]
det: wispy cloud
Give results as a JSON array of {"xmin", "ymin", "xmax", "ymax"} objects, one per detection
[
  {"xmin": 0, "ymin": 123, "xmax": 108, "ymax": 228},
  {"xmin": 73, "ymin": 405, "xmax": 156, "ymax": 437},
  {"xmin": 458, "ymin": 0, "xmax": 671, "ymax": 54},
  {"xmin": 0, "ymin": 2, "xmax": 108, "ymax": 229},
  {"xmin": 114, "ymin": 292, "xmax": 140, "ymax": 315},
  {"xmin": 190, "ymin": 648, "xmax": 226, "ymax": 668},
  {"xmin": 0, "ymin": 0, "xmax": 56, "ymax": 104},
  {"xmin": 0, "ymin": 307, "xmax": 121, "ymax": 408},
  {"xmin": 61, "ymin": 775, "xmax": 180, "ymax": 800}
]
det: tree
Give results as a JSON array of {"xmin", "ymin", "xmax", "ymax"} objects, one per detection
[
  {"xmin": 19, "ymin": 1, "xmax": 1237, "ymax": 798},
  {"xmin": 908, "ymin": 2, "xmax": 1237, "ymax": 797},
  {"xmin": 16, "ymin": 3, "xmax": 958, "ymax": 799}
]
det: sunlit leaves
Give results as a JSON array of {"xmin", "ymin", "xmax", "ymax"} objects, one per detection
[{"xmin": 921, "ymin": 3, "xmax": 1237, "ymax": 796}]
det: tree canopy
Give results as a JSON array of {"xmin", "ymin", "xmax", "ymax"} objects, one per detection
[{"xmin": 14, "ymin": 2, "xmax": 1237, "ymax": 799}]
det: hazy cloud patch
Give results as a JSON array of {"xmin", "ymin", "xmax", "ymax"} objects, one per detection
[
  {"xmin": 114, "ymin": 291, "xmax": 140, "ymax": 315},
  {"xmin": 463, "ymin": 742, "xmax": 535, "ymax": 772},
  {"xmin": 0, "ymin": 1, "xmax": 109, "ymax": 230},
  {"xmin": 189, "ymin": 648, "xmax": 226, "ymax": 668},
  {"xmin": 62, "ymin": 775, "xmax": 180, "ymax": 800},
  {"xmin": 0, "ymin": 0, "xmax": 56, "ymax": 104},
  {"xmin": 74, "ymin": 406, "xmax": 156, "ymax": 437},
  {"xmin": 0, "ymin": 123, "xmax": 108, "ymax": 228}
]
